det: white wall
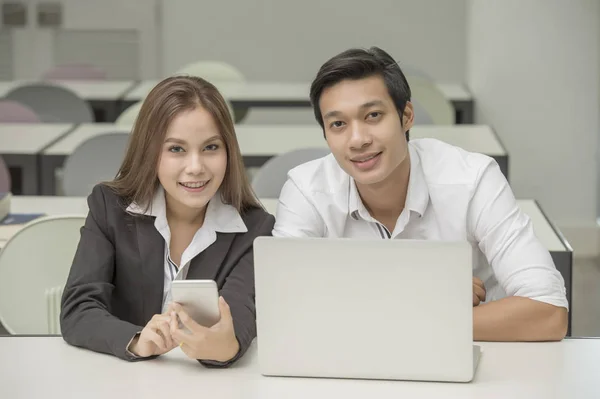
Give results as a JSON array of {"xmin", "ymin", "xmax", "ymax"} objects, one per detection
[
  {"xmin": 467, "ymin": 0, "xmax": 600, "ymax": 256},
  {"xmin": 160, "ymin": 0, "xmax": 467, "ymax": 82},
  {"xmin": 6, "ymin": 0, "xmax": 159, "ymax": 80}
]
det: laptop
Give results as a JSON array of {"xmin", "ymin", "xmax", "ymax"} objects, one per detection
[{"xmin": 253, "ymin": 237, "xmax": 482, "ymax": 383}]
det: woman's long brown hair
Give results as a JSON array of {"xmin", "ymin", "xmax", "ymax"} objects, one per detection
[{"xmin": 105, "ymin": 75, "xmax": 261, "ymax": 213}]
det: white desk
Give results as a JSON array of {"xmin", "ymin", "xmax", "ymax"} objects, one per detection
[
  {"xmin": 235, "ymin": 125, "xmax": 508, "ymax": 175},
  {"xmin": 0, "ymin": 196, "xmax": 88, "ymax": 247},
  {"xmin": 235, "ymin": 124, "xmax": 505, "ymax": 156},
  {"xmin": 1, "ymin": 337, "xmax": 598, "ymax": 398},
  {"xmin": 123, "ymin": 81, "xmax": 475, "ymax": 124},
  {"xmin": 42, "ymin": 123, "xmax": 131, "ymax": 156},
  {"xmin": 0, "ymin": 80, "xmax": 134, "ymax": 101},
  {"xmin": 0, "ymin": 123, "xmax": 74, "ymax": 194},
  {"xmin": 8, "ymin": 195, "xmax": 88, "ymax": 216},
  {"xmin": 38, "ymin": 124, "xmax": 507, "ymax": 195},
  {"xmin": 125, "ymin": 80, "xmax": 472, "ymax": 103},
  {"xmin": 0, "ymin": 80, "xmax": 136, "ymax": 122}
]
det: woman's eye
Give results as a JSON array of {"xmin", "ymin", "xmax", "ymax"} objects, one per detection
[{"xmin": 169, "ymin": 146, "xmax": 184, "ymax": 153}]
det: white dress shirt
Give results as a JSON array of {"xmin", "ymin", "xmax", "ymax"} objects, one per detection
[
  {"xmin": 273, "ymin": 138, "xmax": 568, "ymax": 309},
  {"xmin": 127, "ymin": 188, "xmax": 248, "ymax": 313}
]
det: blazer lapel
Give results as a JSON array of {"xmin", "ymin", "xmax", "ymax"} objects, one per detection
[
  {"xmin": 187, "ymin": 232, "xmax": 236, "ymax": 280},
  {"xmin": 135, "ymin": 215, "xmax": 165, "ymax": 322}
]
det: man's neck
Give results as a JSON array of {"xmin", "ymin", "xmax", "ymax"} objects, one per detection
[{"xmin": 356, "ymin": 156, "xmax": 411, "ymax": 230}]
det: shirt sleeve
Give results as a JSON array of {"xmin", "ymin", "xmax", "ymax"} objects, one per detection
[
  {"xmin": 272, "ymin": 178, "xmax": 327, "ymax": 238},
  {"xmin": 467, "ymin": 160, "xmax": 568, "ymax": 309}
]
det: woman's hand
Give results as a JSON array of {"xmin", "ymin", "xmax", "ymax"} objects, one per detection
[
  {"xmin": 128, "ymin": 309, "xmax": 179, "ymax": 357},
  {"xmin": 170, "ymin": 297, "xmax": 240, "ymax": 362}
]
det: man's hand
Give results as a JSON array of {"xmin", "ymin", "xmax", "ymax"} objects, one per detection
[{"xmin": 473, "ymin": 277, "xmax": 486, "ymax": 306}]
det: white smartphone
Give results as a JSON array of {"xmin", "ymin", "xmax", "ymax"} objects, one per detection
[{"xmin": 170, "ymin": 280, "xmax": 220, "ymax": 328}]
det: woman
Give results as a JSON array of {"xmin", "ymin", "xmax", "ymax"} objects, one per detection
[{"xmin": 60, "ymin": 76, "xmax": 274, "ymax": 367}]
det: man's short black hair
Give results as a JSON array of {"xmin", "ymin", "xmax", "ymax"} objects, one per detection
[{"xmin": 309, "ymin": 46, "xmax": 411, "ymax": 141}]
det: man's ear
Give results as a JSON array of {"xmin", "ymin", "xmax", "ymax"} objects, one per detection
[{"xmin": 402, "ymin": 101, "xmax": 415, "ymax": 130}]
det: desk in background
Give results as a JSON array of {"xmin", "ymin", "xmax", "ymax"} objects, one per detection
[
  {"xmin": 0, "ymin": 123, "xmax": 74, "ymax": 194},
  {"xmin": 1, "ymin": 80, "xmax": 474, "ymax": 124},
  {"xmin": 1, "ymin": 337, "xmax": 598, "ymax": 398},
  {"xmin": 0, "ymin": 80, "xmax": 135, "ymax": 123},
  {"xmin": 0, "ymin": 196, "xmax": 88, "ymax": 248},
  {"xmin": 123, "ymin": 81, "xmax": 475, "ymax": 124},
  {"xmin": 235, "ymin": 124, "xmax": 507, "ymax": 176},
  {"xmin": 39, "ymin": 124, "xmax": 506, "ymax": 195}
]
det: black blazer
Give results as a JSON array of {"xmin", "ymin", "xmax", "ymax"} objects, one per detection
[{"xmin": 60, "ymin": 184, "xmax": 275, "ymax": 366}]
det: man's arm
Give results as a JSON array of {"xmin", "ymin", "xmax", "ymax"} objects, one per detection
[
  {"xmin": 272, "ymin": 178, "xmax": 326, "ymax": 238},
  {"xmin": 474, "ymin": 297, "xmax": 568, "ymax": 341},
  {"xmin": 468, "ymin": 160, "xmax": 568, "ymax": 341}
]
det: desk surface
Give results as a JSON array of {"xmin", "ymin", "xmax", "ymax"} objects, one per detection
[
  {"xmin": 1, "ymin": 80, "xmax": 472, "ymax": 103},
  {"xmin": 0, "ymin": 80, "xmax": 134, "ymax": 100},
  {"xmin": 124, "ymin": 80, "xmax": 473, "ymax": 103},
  {"xmin": 0, "ymin": 337, "xmax": 598, "ymax": 399},
  {"xmin": 42, "ymin": 124, "xmax": 505, "ymax": 157},
  {"xmin": 9, "ymin": 196, "xmax": 89, "ymax": 215},
  {"xmin": 6, "ymin": 197, "xmax": 566, "ymax": 254},
  {"xmin": 0, "ymin": 123, "xmax": 73, "ymax": 154},
  {"xmin": 235, "ymin": 124, "xmax": 505, "ymax": 156},
  {"xmin": 43, "ymin": 123, "xmax": 131, "ymax": 155}
]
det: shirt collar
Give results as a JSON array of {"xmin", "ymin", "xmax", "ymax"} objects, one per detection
[
  {"xmin": 348, "ymin": 143, "xmax": 429, "ymax": 220},
  {"xmin": 126, "ymin": 187, "xmax": 248, "ymax": 234}
]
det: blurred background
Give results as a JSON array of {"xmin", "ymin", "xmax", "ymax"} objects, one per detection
[{"xmin": 0, "ymin": 0, "xmax": 598, "ymax": 338}]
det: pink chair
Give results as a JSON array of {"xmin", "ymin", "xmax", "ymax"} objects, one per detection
[
  {"xmin": 42, "ymin": 64, "xmax": 107, "ymax": 81},
  {"xmin": 0, "ymin": 100, "xmax": 41, "ymax": 123},
  {"xmin": 0, "ymin": 156, "xmax": 11, "ymax": 193}
]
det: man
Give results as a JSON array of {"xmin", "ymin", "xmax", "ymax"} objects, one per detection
[{"xmin": 273, "ymin": 46, "xmax": 568, "ymax": 341}]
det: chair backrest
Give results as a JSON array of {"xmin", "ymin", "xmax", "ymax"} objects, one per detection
[
  {"xmin": 400, "ymin": 64, "xmax": 433, "ymax": 80},
  {"xmin": 0, "ymin": 215, "xmax": 86, "ymax": 334},
  {"xmin": 252, "ymin": 148, "xmax": 331, "ymax": 198},
  {"xmin": 408, "ymin": 76, "xmax": 455, "ymax": 125},
  {"xmin": 175, "ymin": 61, "xmax": 245, "ymax": 82},
  {"xmin": 175, "ymin": 61, "xmax": 245, "ymax": 121},
  {"xmin": 62, "ymin": 132, "xmax": 129, "ymax": 196},
  {"xmin": 0, "ymin": 156, "xmax": 11, "ymax": 192},
  {"xmin": 0, "ymin": 100, "xmax": 41, "ymax": 123},
  {"xmin": 115, "ymin": 101, "xmax": 142, "ymax": 126},
  {"xmin": 5, "ymin": 83, "xmax": 94, "ymax": 123},
  {"xmin": 42, "ymin": 63, "xmax": 107, "ymax": 80},
  {"xmin": 411, "ymin": 98, "xmax": 435, "ymax": 125}
]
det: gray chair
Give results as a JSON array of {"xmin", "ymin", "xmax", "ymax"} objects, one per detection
[
  {"xmin": 0, "ymin": 156, "xmax": 11, "ymax": 193},
  {"xmin": 411, "ymin": 98, "xmax": 435, "ymax": 125},
  {"xmin": 175, "ymin": 61, "xmax": 248, "ymax": 123},
  {"xmin": 5, "ymin": 83, "xmax": 94, "ymax": 123},
  {"xmin": 252, "ymin": 148, "xmax": 331, "ymax": 198},
  {"xmin": 0, "ymin": 215, "xmax": 86, "ymax": 334},
  {"xmin": 62, "ymin": 132, "xmax": 129, "ymax": 196}
]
